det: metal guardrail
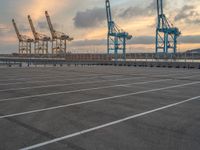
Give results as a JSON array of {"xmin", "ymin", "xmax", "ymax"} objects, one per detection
[{"xmin": 0, "ymin": 57, "xmax": 200, "ymax": 69}]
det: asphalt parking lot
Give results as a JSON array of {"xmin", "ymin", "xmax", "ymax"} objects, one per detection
[{"xmin": 0, "ymin": 66, "xmax": 199, "ymax": 150}]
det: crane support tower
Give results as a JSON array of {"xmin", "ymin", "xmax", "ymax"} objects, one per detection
[
  {"xmin": 12, "ymin": 19, "xmax": 34, "ymax": 54},
  {"xmin": 106, "ymin": 0, "xmax": 132, "ymax": 63},
  {"xmin": 28, "ymin": 15, "xmax": 51, "ymax": 54},
  {"xmin": 156, "ymin": 0, "xmax": 181, "ymax": 54},
  {"xmin": 45, "ymin": 11, "xmax": 73, "ymax": 55}
]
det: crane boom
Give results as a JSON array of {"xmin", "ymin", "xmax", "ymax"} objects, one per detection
[
  {"xmin": 27, "ymin": 15, "xmax": 51, "ymax": 54},
  {"xmin": 106, "ymin": 0, "xmax": 113, "ymax": 33},
  {"xmin": 12, "ymin": 19, "xmax": 22, "ymax": 41},
  {"xmin": 157, "ymin": 0, "xmax": 164, "ymax": 17},
  {"xmin": 157, "ymin": 0, "xmax": 161, "ymax": 28},
  {"xmin": 105, "ymin": 0, "xmax": 132, "ymax": 64},
  {"xmin": 45, "ymin": 11, "xmax": 55, "ymax": 38},
  {"xmin": 28, "ymin": 15, "xmax": 38, "ymax": 40},
  {"xmin": 156, "ymin": 0, "xmax": 181, "ymax": 54},
  {"xmin": 12, "ymin": 19, "xmax": 33, "ymax": 54},
  {"xmin": 44, "ymin": 11, "xmax": 73, "ymax": 55}
]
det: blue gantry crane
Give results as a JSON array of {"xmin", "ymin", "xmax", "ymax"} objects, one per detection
[
  {"xmin": 156, "ymin": 0, "xmax": 181, "ymax": 54},
  {"xmin": 106, "ymin": 0, "xmax": 132, "ymax": 63}
]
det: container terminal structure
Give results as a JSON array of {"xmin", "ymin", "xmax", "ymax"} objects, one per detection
[
  {"xmin": 106, "ymin": 0, "xmax": 132, "ymax": 63},
  {"xmin": 12, "ymin": 19, "xmax": 34, "ymax": 54},
  {"xmin": 156, "ymin": 0, "xmax": 181, "ymax": 54},
  {"xmin": 45, "ymin": 11, "xmax": 74, "ymax": 55},
  {"xmin": 9, "ymin": 0, "xmax": 195, "ymax": 65},
  {"xmin": 28, "ymin": 15, "xmax": 51, "ymax": 55}
]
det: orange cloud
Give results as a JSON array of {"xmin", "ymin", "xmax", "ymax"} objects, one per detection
[
  {"xmin": 83, "ymin": 28, "xmax": 107, "ymax": 40},
  {"xmin": 21, "ymin": 0, "xmax": 71, "ymax": 20},
  {"xmin": 0, "ymin": 35, "xmax": 17, "ymax": 44}
]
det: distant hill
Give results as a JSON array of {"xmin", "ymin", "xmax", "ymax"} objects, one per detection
[{"xmin": 186, "ymin": 48, "xmax": 200, "ymax": 53}]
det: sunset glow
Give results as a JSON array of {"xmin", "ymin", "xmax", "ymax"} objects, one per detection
[{"xmin": 0, "ymin": 0, "xmax": 200, "ymax": 54}]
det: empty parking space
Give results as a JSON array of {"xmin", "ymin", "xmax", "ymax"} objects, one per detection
[{"xmin": 0, "ymin": 66, "xmax": 199, "ymax": 150}]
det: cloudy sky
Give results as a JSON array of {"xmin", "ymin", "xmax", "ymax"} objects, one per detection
[{"xmin": 0, "ymin": 0, "xmax": 200, "ymax": 54}]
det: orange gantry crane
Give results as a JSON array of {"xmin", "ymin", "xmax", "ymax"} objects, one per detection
[
  {"xmin": 45, "ymin": 11, "xmax": 73, "ymax": 55},
  {"xmin": 28, "ymin": 15, "xmax": 51, "ymax": 54},
  {"xmin": 12, "ymin": 19, "xmax": 34, "ymax": 54}
]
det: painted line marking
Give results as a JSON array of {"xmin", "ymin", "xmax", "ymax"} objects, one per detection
[
  {"xmin": 0, "ymin": 75, "xmax": 129, "ymax": 92},
  {"xmin": 0, "ymin": 74, "xmax": 120, "ymax": 86},
  {"xmin": 1, "ymin": 79, "xmax": 199, "ymax": 119},
  {"xmin": 179, "ymin": 74, "xmax": 200, "ymax": 79},
  {"xmin": 0, "ymin": 70, "xmax": 197, "ymax": 85},
  {"xmin": 0, "ymin": 77, "xmax": 159, "ymax": 103},
  {"xmin": 0, "ymin": 71, "xmax": 197, "ymax": 91},
  {"xmin": 0, "ymin": 72, "xmax": 92, "ymax": 81},
  {"xmin": 20, "ymin": 95, "xmax": 200, "ymax": 150}
]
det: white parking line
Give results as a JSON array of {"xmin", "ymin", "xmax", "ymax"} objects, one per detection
[
  {"xmin": 0, "ymin": 69, "xmax": 150, "ymax": 82},
  {"xmin": 0, "ymin": 74, "xmax": 97, "ymax": 83},
  {"xmin": 179, "ymin": 74, "xmax": 200, "ymax": 79},
  {"xmin": 152, "ymin": 72, "xmax": 200, "ymax": 78},
  {"xmin": 0, "ymin": 77, "xmax": 150, "ymax": 103},
  {"xmin": 0, "ymin": 68, "xmax": 198, "ymax": 86},
  {"xmin": 0, "ymin": 71, "xmax": 197, "ymax": 91},
  {"xmin": 0, "ymin": 74, "xmax": 118, "ymax": 86},
  {"xmin": 0, "ymin": 72, "xmax": 86, "ymax": 81},
  {"xmin": 0, "ymin": 76, "xmax": 145, "ymax": 92},
  {"xmin": 1, "ymin": 79, "xmax": 199, "ymax": 119},
  {"xmin": 0, "ymin": 70, "xmax": 197, "ymax": 85},
  {"xmin": 20, "ymin": 95, "xmax": 200, "ymax": 150}
]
